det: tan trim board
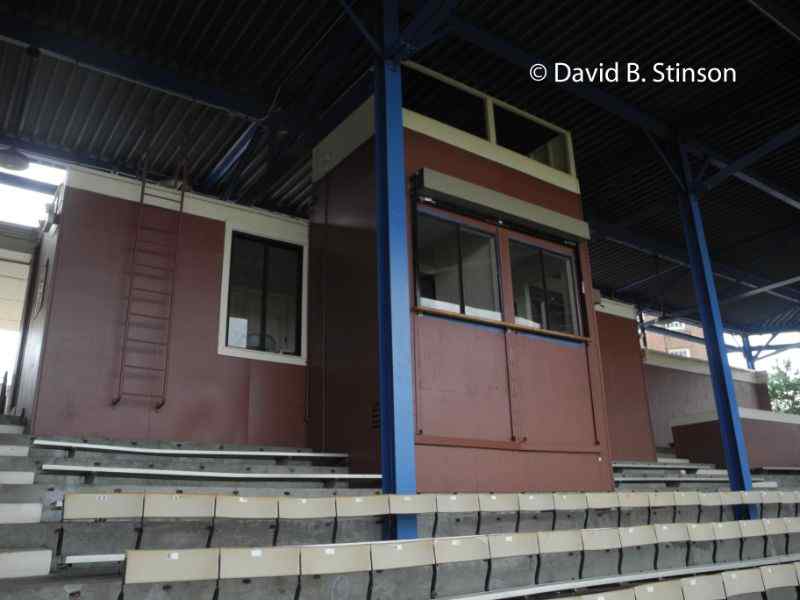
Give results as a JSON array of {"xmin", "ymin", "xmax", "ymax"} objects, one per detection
[
  {"xmin": 671, "ymin": 407, "xmax": 800, "ymax": 428},
  {"xmin": 644, "ymin": 349, "xmax": 767, "ymax": 384},
  {"xmin": 594, "ymin": 298, "xmax": 638, "ymax": 320}
]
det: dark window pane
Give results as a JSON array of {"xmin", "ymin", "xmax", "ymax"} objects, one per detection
[
  {"xmin": 542, "ymin": 252, "xmax": 578, "ymax": 334},
  {"xmin": 403, "ymin": 66, "xmax": 487, "ymax": 139},
  {"xmin": 416, "ymin": 213, "xmax": 461, "ymax": 312},
  {"xmin": 509, "ymin": 240, "xmax": 546, "ymax": 328},
  {"xmin": 227, "ymin": 235, "xmax": 265, "ymax": 349},
  {"xmin": 494, "ymin": 105, "xmax": 570, "ymax": 173},
  {"xmin": 227, "ymin": 233, "xmax": 303, "ymax": 356},
  {"xmin": 265, "ymin": 244, "xmax": 302, "ymax": 355},
  {"xmin": 460, "ymin": 228, "xmax": 500, "ymax": 320}
]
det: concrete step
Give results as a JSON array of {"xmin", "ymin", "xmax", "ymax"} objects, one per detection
[
  {"xmin": 0, "ymin": 443, "xmax": 29, "ymax": 457},
  {"xmin": 0, "ymin": 424, "xmax": 24, "ymax": 435},
  {"xmin": 0, "ymin": 549, "xmax": 52, "ymax": 579},
  {"xmin": 34, "ymin": 436, "xmax": 317, "ymax": 454},
  {"xmin": 0, "ymin": 414, "xmax": 25, "ymax": 426},
  {"xmin": 0, "ymin": 502, "xmax": 42, "ymax": 523},
  {"xmin": 0, "ymin": 470, "xmax": 35, "ymax": 484}
]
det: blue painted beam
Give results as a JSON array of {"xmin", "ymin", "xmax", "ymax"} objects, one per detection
[
  {"xmin": 703, "ymin": 123, "xmax": 800, "ymax": 191},
  {"xmin": 0, "ymin": 170, "xmax": 57, "ymax": 196},
  {"xmin": 677, "ymin": 143, "xmax": 754, "ymax": 509},
  {"xmin": 375, "ymin": 0, "xmax": 417, "ymax": 539},
  {"xmin": 204, "ymin": 124, "xmax": 259, "ymax": 190},
  {"xmin": 398, "ymin": 0, "xmax": 460, "ymax": 57},
  {"xmin": 742, "ymin": 336, "xmax": 756, "ymax": 370},
  {"xmin": 0, "ymin": 14, "xmax": 264, "ymax": 118}
]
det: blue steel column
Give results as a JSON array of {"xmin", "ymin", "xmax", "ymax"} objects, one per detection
[
  {"xmin": 742, "ymin": 336, "xmax": 756, "ymax": 370},
  {"xmin": 678, "ymin": 144, "xmax": 755, "ymax": 516},
  {"xmin": 374, "ymin": 0, "xmax": 417, "ymax": 538}
]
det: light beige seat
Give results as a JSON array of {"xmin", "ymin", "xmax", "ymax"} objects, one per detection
[
  {"xmin": 619, "ymin": 525, "xmax": 656, "ymax": 574},
  {"xmin": 538, "ymin": 529, "xmax": 582, "ymax": 583},
  {"xmin": 212, "ymin": 495, "xmax": 278, "ymax": 547},
  {"xmin": 648, "ymin": 491, "xmax": 676, "ymax": 524},
  {"xmin": 675, "ymin": 490, "xmax": 701, "ymax": 524},
  {"xmin": 654, "ymin": 523, "xmax": 689, "ymax": 569},
  {"xmin": 371, "ymin": 539, "xmax": 434, "ymax": 600},
  {"xmin": 688, "ymin": 522, "xmax": 715, "ymax": 565},
  {"xmin": 720, "ymin": 491, "xmax": 743, "ymax": 521},
  {"xmin": 681, "ymin": 573, "xmax": 725, "ymax": 600},
  {"xmin": 61, "ymin": 492, "xmax": 144, "ymax": 557},
  {"xmin": 487, "ymin": 532, "xmax": 538, "ymax": 590},
  {"xmin": 760, "ymin": 563, "xmax": 798, "ymax": 600},
  {"xmin": 722, "ymin": 568, "xmax": 766, "ymax": 600},
  {"xmin": 714, "ymin": 521, "xmax": 743, "ymax": 563},
  {"xmin": 764, "ymin": 518, "xmax": 789, "ymax": 556},
  {"xmin": 618, "ymin": 492, "xmax": 649, "ymax": 527},
  {"xmin": 580, "ymin": 527, "xmax": 620, "ymax": 578},
  {"xmin": 433, "ymin": 536, "xmax": 490, "ymax": 597},
  {"xmin": 388, "ymin": 494, "xmax": 436, "ymax": 538},
  {"xmin": 478, "ymin": 493, "xmax": 519, "ymax": 534},
  {"xmin": 554, "ymin": 492, "xmax": 588, "ymax": 530},
  {"xmin": 586, "ymin": 492, "xmax": 620, "ymax": 528},
  {"xmin": 785, "ymin": 517, "xmax": 800, "ymax": 554},
  {"xmin": 738, "ymin": 519, "xmax": 767, "ymax": 560},
  {"xmin": 518, "ymin": 493, "xmax": 555, "ymax": 532},
  {"xmin": 335, "ymin": 494, "xmax": 389, "ymax": 543},
  {"xmin": 124, "ymin": 548, "xmax": 219, "ymax": 600},
  {"xmin": 299, "ymin": 544, "xmax": 371, "ymax": 600},
  {"xmin": 276, "ymin": 496, "xmax": 335, "ymax": 545},
  {"xmin": 140, "ymin": 493, "xmax": 215, "ymax": 550},
  {"xmin": 219, "ymin": 546, "xmax": 299, "ymax": 600},
  {"xmin": 699, "ymin": 492, "xmax": 723, "ymax": 523},
  {"xmin": 581, "ymin": 589, "xmax": 635, "ymax": 600},
  {"xmin": 435, "ymin": 493, "xmax": 479, "ymax": 537},
  {"xmin": 635, "ymin": 580, "xmax": 684, "ymax": 600}
]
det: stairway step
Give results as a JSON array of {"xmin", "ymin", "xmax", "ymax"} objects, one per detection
[
  {"xmin": 0, "ymin": 443, "xmax": 29, "ymax": 457},
  {"xmin": 0, "ymin": 424, "xmax": 24, "ymax": 435},
  {"xmin": 0, "ymin": 502, "xmax": 42, "ymax": 524},
  {"xmin": 0, "ymin": 414, "xmax": 25, "ymax": 426},
  {"xmin": 0, "ymin": 470, "xmax": 35, "ymax": 484},
  {"xmin": 0, "ymin": 549, "xmax": 52, "ymax": 578}
]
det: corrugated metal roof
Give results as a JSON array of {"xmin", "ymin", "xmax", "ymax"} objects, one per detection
[{"xmin": 0, "ymin": 0, "xmax": 798, "ymax": 332}]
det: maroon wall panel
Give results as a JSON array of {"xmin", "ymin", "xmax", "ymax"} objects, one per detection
[
  {"xmin": 416, "ymin": 445, "xmax": 611, "ymax": 492},
  {"xmin": 415, "ymin": 315, "xmax": 512, "ymax": 442},
  {"xmin": 673, "ymin": 419, "xmax": 800, "ymax": 468},
  {"xmin": 507, "ymin": 331, "xmax": 594, "ymax": 447},
  {"xmin": 405, "ymin": 130, "xmax": 583, "ymax": 220},
  {"xmin": 596, "ymin": 313, "xmax": 657, "ymax": 461},
  {"xmin": 309, "ymin": 143, "xmax": 381, "ymax": 472},
  {"xmin": 30, "ymin": 188, "xmax": 306, "ymax": 446}
]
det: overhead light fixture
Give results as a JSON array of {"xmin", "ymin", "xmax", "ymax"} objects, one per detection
[{"xmin": 0, "ymin": 146, "xmax": 29, "ymax": 171}]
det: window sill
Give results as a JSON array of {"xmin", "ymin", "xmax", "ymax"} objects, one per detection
[
  {"xmin": 218, "ymin": 345, "xmax": 306, "ymax": 366},
  {"xmin": 413, "ymin": 306, "xmax": 591, "ymax": 344}
]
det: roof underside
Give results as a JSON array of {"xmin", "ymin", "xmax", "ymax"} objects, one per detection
[{"xmin": 0, "ymin": 0, "xmax": 798, "ymax": 334}]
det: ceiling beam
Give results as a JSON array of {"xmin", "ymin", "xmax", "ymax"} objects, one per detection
[
  {"xmin": 203, "ymin": 124, "xmax": 259, "ymax": 191},
  {"xmin": 0, "ymin": 13, "xmax": 265, "ymax": 118},
  {"xmin": 702, "ymin": 122, "xmax": 800, "ymax": 191},
  {"xmin": 748, "ymin": 0, "xmax": 800, "ymax": 44}
]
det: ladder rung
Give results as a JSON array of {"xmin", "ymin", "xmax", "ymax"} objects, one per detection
[
  {"xmin": 127, "ymin": 296, "xmax": 171, "ymax": 306},
  {"xmin": 131, "ymin": 287, "xmax": 171, "ymax": 296},
  {"xmin": 123, "ymin": 364, "xmax": 166, "ymax": 373},
  {"xmin": 120, "ymin": 392, "xmax": 163, "ymax": 398},
  {"xmin": 132, "ymin": 263, "xmax": 174, "ymax": 273},
  {"xmin": 125, "ymin": 337, "xmax": 166, "ymax": 346},
  {"xmin": 128, "ymin": 312, "xmax": 170, "ymax": 321},
  {"xmin": 139, "ymin": 225, "xmax": 178, "ymax": 234},
  {"xmin": 135, "ymin": 248, "xmax": 174, "ymax": 259},
  {"xmin": 132, "ymin": 271, "xmax": 171, "ymax": 282}
]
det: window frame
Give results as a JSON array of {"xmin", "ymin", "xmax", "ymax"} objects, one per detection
[
  {"xmin": 414, "ymin": 204, "xmax": 503, "ymax": 321},
  {"xmin": 414, "ymin": 201, "xmax": 586, "ymax": 341},
  {"xmin": 218, "ymin": 222, "xmax": 308, "ymax": 366}
]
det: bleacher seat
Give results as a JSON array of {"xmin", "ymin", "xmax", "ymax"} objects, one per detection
[
  {"xmin": 218, "ymin": 546, "xmax": 298, "ymax": 599},
  {"xmin": 139, "ymin": 492, "xmax": 214, "ymax": 549},
  {"xmin": 554, "ymin": 492, "xmax": 588, "ymax": 530},
  {"xmin": 298, "ymin": 543, "xmax": 371, "ymax": 600},
  {"xmin": 0, "ymin": 549, "xmax": 52, "ymax": 579},
  {"xmin": 701, "ymin": 492, "xmax": 724, "ymax": 523},
  {"xmin": 487, "ymin": 532, "xmax": 538, "ymax": 590},
  {"xmin": 619, "ymin": 525, "xmax": 657, "ymax": 574},
  {"xmin": 580, "ymin": 527, "xmax": 620, "ymax": 578},
  {"xmin": 714, "ymin": 521, "xmax": 743, "ymax": 563},
  {"xmin": 275, "ymin": 496, "xmax": 335, "ymax": 545},
  {"xmin": 786, "ymin": 517, "xmax": 800, "ymax": 554},
  {"xmin": 370, "ymin": 539, "xmax": 434, "ymax": 600},
  {"xmin": 435, "ymin": 493, "xmax": 479, "ymax": 537},
  {"xmin": 388, "ymin": 494, "xmax": 435, "ymax": 538},
  {"xmin": 763, "ymin": 491, "xmax": 783, "ymax": 519},
  {"xmin": 649, "ymin": 491, "xmax": 677, "ymax": 524},
  {"xmin": 780, "ymin": 491, "xmax": 799, "ymax": 518},
  {"xmin": 721, "ymin": 491, "xmax": 743, "ymax": 521},
  {"xmin": 760, "ymin": 563, "xmax": 799, "ymax": 600},
  {"xmin": 765, "ymin": 518, "xmax": 789, "ymax": 556},
  {"xmin": 618, "ymin": 492, "xmax": 649, "ymax": 526},
  {"xmin": 586, "ymin": 492, "xmax": 620, "ymax": 528},
  {"xmin": 688, "ymin": 522, "xmax": 715, "ymax": 565},
  {"xmin": 478, "ymin": 493, "xmax": 518, "ymax": 534},
  {"xmin": 518, "ymin": 493, "xmax": 555, "ymax": 532},
  {"xmin": 538, "ymin": 528, "xmax": 582, "ymax": 583},
  {"xmin": 655, "ymin": 523, "xmax": 689, "ymax": 569},
  {"xmin": 124, "ymin": 548, "xmax": 219, "ymax": 600},
  {"xmin": 739, "ymin": 519, "xmax": 767, "ymax": 560},
  {"xmin": 635, "ymin": 580, "xmax": 684, "ymax": 600},
  {"xmin": 61, "ymin": 492, "xmax": 143, "ymax": 557},
  {"xmin": 432, "ymin": 535, "xmax": 489, "ymax": 597},
  {"xmin": 681, "ymin": 573, "xmax": 725, "ymax": 600},
  {"xmin": 211, "ymin": 495, "xmax": 277, "ymax": 547},
  {"xmin": 675, "ymin": 491, "xmax": 701, "ymax": 524},
  {"xmin": 582, "ymin": 590, "xmax": 634, "ymax": 600},
  {"xmin": 722, "ymin": 568, "xmax": 766, "ymax": 600},
  {"xmin": 335, "ymin": 494, "xmax": 388, "ymax": 543}
]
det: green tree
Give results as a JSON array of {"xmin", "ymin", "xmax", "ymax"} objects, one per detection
[{"xmin": 769, "ymin": 359, "xmax": 800, "ymax": 415}]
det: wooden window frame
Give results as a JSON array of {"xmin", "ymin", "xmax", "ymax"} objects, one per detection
[{"xmin": 413, "ymin": 200, "xmax": 588, "ymax": 343}]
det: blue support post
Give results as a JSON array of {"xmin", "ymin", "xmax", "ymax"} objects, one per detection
[
  {"xmin": 374, "ymin": 0, "xmax": 417, "ymax": 538},
  {"xmin": 677, "ymin": 144, "xmax": 755, "ymax": 518},
  {"xmin": 742, "ymin": 336, "xmax": 756, "ymax": 370}
]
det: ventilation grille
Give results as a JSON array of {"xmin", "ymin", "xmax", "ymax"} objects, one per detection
[{"xmin": 371, "ymin": 402, "xmax": 381, "ymax": 430}]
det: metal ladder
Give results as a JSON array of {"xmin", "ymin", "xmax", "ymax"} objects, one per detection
[{"xmin": 112, "ymin": 156, "xmax": 187, "ymax": 411}]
